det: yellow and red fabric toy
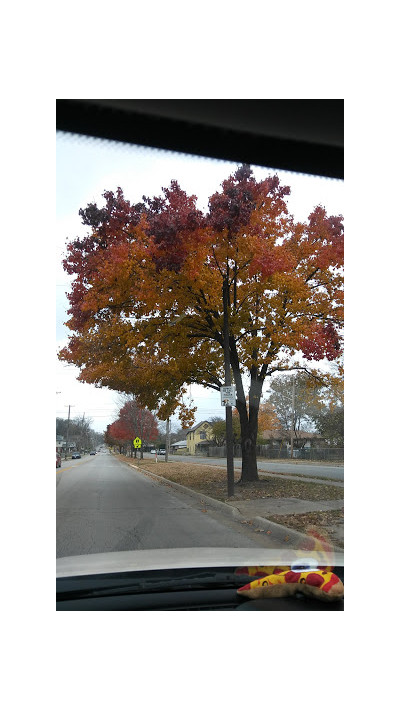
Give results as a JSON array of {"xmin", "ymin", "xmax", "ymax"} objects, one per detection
[
  {"xmin": 236, "ymin": 530, "xmax": 344, "ymax": 602},
  {"xmin": 236, "ymin": 565, "xmax": 343, "ymax": 601}
]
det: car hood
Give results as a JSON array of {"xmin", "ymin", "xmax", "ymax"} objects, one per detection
[{"xmin": 57, "ymin": 547, "xmax": 344, "ymax": 578}]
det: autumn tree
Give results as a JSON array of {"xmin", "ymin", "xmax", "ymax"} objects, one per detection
[
  {"xmin": 105, "ymin": 420, "xmax": 131, "ymax": 454},
  {"xmin": 246, "ymin": 398, "xmax": 280, "ymax": 435},
  {"xmin": 210, "ymin": 416, "xmax": 241, "ymax": 446},
  {"xmin": 59, "ymin": 166, "xmax": 343, "ymax": 482},
  {"xmin": 118, "ymin": 398, "xmax": 159, "ymax": 457},
  {"xmin": 267, "ymin": 372, "xmax": 321, "ymax": 434},
  {"xmin": 211, "ymin": 400, "xmax": 279, "ymax": 447},
  {"xmin": 267, "ymin": 367, "xmax": 343, "ymax": 433},
  {"xmin": 313, "ymin": 406, "xmax": 344, "ymax": 446}
]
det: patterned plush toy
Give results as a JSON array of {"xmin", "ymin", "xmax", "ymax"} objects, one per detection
[
  {"xmin": 236, "ymin": 565, "xmax": 343, "ymax": 601},
  {"xmin": 236, "ymin": 529, "xmax": 344, "ymax": 602}
]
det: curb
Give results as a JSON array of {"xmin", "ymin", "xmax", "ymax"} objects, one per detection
[{"xmin": 124, "ymin": 460, "xmax": 331, "ymax": 551}]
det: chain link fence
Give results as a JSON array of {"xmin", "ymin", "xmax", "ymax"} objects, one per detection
[{"xmin": 207, "ymin": 445, "xmax": 343, "ymax": 462}]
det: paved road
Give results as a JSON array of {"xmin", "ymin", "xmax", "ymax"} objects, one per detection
[
  {"xmin": 141, "ymin": 452, "xmax": 344, "ymax": 481},
  {"xmin": 56, "ymin": 451, "xmax": 280, "ymax": 558}
]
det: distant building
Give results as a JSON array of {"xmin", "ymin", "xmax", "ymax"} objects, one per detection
[
  {"xmin": 55, "ymin": 438, "xmax": 76, "ymax": 454},
  {"xmin": 261, "ymin": 429, "xmax": 326, "ymax": 449},
  {"xmin": 185, "ymin": 421, "xmax": 213, "ymax": 455},
  {"xmin": 170, "ymin": 439, "xmax": 188, "ymax": 452}
]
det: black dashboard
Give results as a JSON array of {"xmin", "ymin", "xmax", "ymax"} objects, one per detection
[{"xmin": 57, "ymin": 566, "xmax": 344, "ymax": 611}]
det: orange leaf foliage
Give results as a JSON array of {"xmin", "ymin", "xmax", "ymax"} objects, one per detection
[{"xmin": 59, "ymin": 166, "xmax": 343, "ymax": 429}]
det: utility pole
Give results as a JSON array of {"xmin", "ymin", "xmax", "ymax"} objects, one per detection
[
  {"xmin": 223, "ymin": 275, "xmax": 235, "ymax": 497},
  {"xmin": 290, "ymin": 376, "xmax": 295, "ymax": 459},
  {"xmin": 81, "ymin": 413, "xmax": 85, "ymax": 453},
  {"xmin": 64, "ymin": 405, "xmax": 74, "ymax": 460},
  {"xmin": 140, "ymin": 410, "xmax": 144, "ymax": 460},
  {"xmin": 165, "ymin": 417, "xmax": 170, "ymax": 462}
]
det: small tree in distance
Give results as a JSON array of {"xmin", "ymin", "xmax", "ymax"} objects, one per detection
[
  {"xmin": 210, "ymin": 416, "xmax": 241, "ymax": 447},
  {"xmin": 266, "ymin": 369, "xmax": 343, "ymax": 436},
  {"xmin": 105, "ymin": 399, "xmax": 159, "ymax": 457},
  {"xmin": 119, "ymin": 398, "xmax": 159, "ymax": 457}
]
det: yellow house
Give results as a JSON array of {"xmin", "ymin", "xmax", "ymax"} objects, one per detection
[{"xmin": 185, "ymin": 421, "xmax": 213, "ymax": 455}]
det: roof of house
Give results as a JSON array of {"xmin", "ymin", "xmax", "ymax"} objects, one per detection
[
  {"xmin": 262, "ymin": 429, "xmax": 323, "ymax": 440},
  {"xmin": 184, "ymin": 421, "xmax": 212, "ymax": 435},
  {"xmin": 170, "ymin": 440, "xmax": 187, "ymax": 447}
]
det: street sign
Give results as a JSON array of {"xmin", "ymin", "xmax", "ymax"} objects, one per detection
[
  {"xmin": 220, "ymin": 385, "xmax": 236, "ymax": 407},
  {"xmin": 133, "ymin": 437, "xmax": 142, "ymax": 449}
]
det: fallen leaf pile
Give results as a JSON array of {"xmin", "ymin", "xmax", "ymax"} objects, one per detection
[
  {"xmin": 268, "ymin": 509, "xmax": 344, "ymax": 549},
  {"xmin": 118, "ymin": 455, "xmax": 343, "ymax": 503}
]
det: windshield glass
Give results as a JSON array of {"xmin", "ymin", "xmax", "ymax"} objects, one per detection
[{"xmin": 56, "ymin": 129, "xmax": 343, "ymax": 569}]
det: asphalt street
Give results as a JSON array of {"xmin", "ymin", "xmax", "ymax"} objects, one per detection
[{"xmin": 56, "ymin": 451, "xmax": 281, "ymax": 558}]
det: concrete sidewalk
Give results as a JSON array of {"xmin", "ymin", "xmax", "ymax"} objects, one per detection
[
  {"xmin": 258, "ymin": 471, "xmax": 343, "ymax": 488},
  {"xmin": 231, "ymin": 498, "xmax": 343, "ymax": 517}
]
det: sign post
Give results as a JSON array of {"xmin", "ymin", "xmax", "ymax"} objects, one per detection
[
  {"xmin": 222, "ymin": 276, "xmax": 235, "ymax": 497},
  {"xmin": 133, "ymin": 437, "xmax": 142, "ymax": 459},
  {"xmin": 220, "ymin": 385, "xmax": 236, "ymax": 407}
]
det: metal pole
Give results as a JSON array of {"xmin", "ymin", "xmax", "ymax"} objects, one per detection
[
  {"xmin": 290, "ymin": 376, "xmax": 295, "ymax": 459},
  {"xmin": 64, "ymin": 405, "xmax": 74, "ymax": 460},
  {"xmin": 140, "ymin": 411, "xmax": 144, "ymax": 459},
  {"xmin": 223, "ymin": 277, "xmax": 235, "ymax": 497},
  {"xmin": 165, "ymin": 417, "xmax": 170, "ymax": 462}
]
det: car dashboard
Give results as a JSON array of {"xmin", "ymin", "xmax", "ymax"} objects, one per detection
[{"xmin": 57, "ymin": 565, "xmax": 344, "ymax": 611}]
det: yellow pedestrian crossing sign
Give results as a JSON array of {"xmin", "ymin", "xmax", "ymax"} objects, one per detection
[{"xmin": 133, "ymin": 437, "xmax": 142, "ymax": 449}]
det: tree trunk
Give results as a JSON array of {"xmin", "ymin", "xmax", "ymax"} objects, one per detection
[
  {"xmin": 235, "ymin": 371, "xmax": 263, "ymax": 482},
  {"xmin": 238, "ymin": 410, "xmax": 259, "ymax": 481},
  {"xmin": 234, "ymin": 384, "xmax": 261, "ymax": 482},
  {"xmin": 230, "ymin": 340, "xmax": 263, "ymax": 483}
]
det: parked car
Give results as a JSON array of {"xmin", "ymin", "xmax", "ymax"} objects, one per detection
[
  {"xmin": 72, "ymin": 452, "xmax": 81, "ymax": 459},
  {"xmin": 90, "ymin": 451, "xmax": 96, "ymax": 455},
  {"xmin": 158, "ymin": 449, "xmax": 166, "ymax": 455},
  {"xmin": 56, "ymin": 451, "xmax": 61, "ymax": 468},
  {"xmin": 150, "ymin": 449, "xmax": 156, "ymax": 454}
]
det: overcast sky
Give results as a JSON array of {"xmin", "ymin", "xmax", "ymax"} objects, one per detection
[{"xmin": 56, "ymin": 133, "xmax": 344, "ymax": 433}]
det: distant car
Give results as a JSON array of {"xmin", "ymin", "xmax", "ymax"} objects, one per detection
[
  {"xmin": 72, "ymin": 452, "xmax": 81, "ymax": 459},
  {"xmin": 90, "ymin": 451, "xmax": 96, "ymax": 455},
  {"xmin": 56, "ymin": 452, "xmax": 61, "ymax": 468},
  {"xmin": 150, "ymin": 449, "xmax": 156, "ymax": 454},
  {"xmin": 158, "ymin": 449, "xmax": 166, "ymax": 455}
]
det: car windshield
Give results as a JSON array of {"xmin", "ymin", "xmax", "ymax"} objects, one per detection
[{"xmin": 56, "ymin": 119, "xmax": 343, "ymax": 577}]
